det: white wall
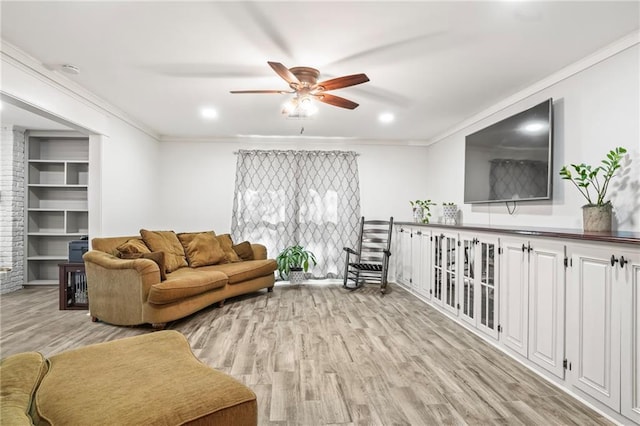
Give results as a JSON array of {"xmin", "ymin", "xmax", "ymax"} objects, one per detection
[
  {"xmin": 158, "ymin": 139, "xmax": 429, "ymax": 233},
  {"xmin": 422, "ymin": 45, "xmax": 640, "ymax": 232},
  {"xmin": 2, "ymin": 45, "xmax": 162, "ymax": 240},
  {"xmin": 99, "ymin": 120, "xmax": 161, "ymax": 236}
]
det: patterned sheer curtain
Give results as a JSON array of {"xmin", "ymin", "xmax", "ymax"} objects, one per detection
[{"xmin": 231, "ymin": 150, "xmax": 361, "ymax": 279}]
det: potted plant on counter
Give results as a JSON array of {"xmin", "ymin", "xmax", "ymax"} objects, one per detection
[
  {"xmin": 442, "ymin": 202, "xmax": 458, "ymax": 225},
  {"xmin": 410, "ymin": 199, "xmax": 436, "ymax": 223},
  {"xmin": 559, "ymin": 146, "xmax": 627, "ymax": 232},
  {"xmin": 276, "ymin": 244, "xmax": 317, "ymax": 284}
]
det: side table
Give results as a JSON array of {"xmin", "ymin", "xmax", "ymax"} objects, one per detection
[{"xmin": 59, "ymin": 263, "xmax": 88, "ymax": 310}]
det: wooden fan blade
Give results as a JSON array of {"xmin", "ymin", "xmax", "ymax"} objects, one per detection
[
  {"xmin": 314, "ymin": 74, "xmax": 369, "ymax": 92},
  {"xmin": 314, "ymin": 93, "xmax": 359, "ymax": 110},
  {"xmin": 230, "ymin": 90, "xmax": 292, "ymax": 94},
  {"xmin": 268, "ymin": 61, "xmax": 300, "ymax": 86}
]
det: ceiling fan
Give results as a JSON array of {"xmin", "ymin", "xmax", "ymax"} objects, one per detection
[{"xmin": 230, "ymin": 61, "xmax": 370, "ymax": 111}]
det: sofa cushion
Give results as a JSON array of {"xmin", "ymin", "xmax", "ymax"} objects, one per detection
[
  {"xmin": 217, "ymin": 234, "xmax": 242, "ymax": 263},
  {"xmin": 140, "ymin": 229, "xmax": 188, "ymax": 273},
  {"xmin": 201, "ymin": 259, "xmax": 277, "ymax": 284},
  {"xmin": 232, "ymin": 241, "xmax": 254, "ymax": 261},
  {"xmin": 116, "ymin": 238, "xmax": 151, "ymax": 256},
  {"xmin": 148, "ymin": 269, "xmax": 228, "ymax": 304},
  {"xmin": 119, "ymin": 251, "xmax": 167, "ymax": 281},
  {"xmin": 177, "ymin": 231, "xmax": 226, "ymax": 267},
  {"xmin": 35, "ymin": 331, "xmax": 257, "ymax": 425},
  {"xmin": 0, "ymin": 352, "xmax": 49, "ymax": 425}
]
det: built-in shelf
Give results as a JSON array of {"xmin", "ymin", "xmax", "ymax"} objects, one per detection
[
  {"xmin": 25, "ymin": 279, "xmax": 58, "ymax": 286},
  {"xmin": 25, "ymin": 131, "xmax": 89, "ymax": 285}
]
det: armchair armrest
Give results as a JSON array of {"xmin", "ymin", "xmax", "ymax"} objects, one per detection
[{"xmin": 83, "ymin": 251, "xmax": 161, "ymax": 326}]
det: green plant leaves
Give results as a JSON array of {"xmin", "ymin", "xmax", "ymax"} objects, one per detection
[
  {"xmin": 275, "ymin": 244, "xmax": 318, "ymax": 279},
  {"xmin": 558, "ymin": 146, "xmax": 627, "ymax": 206}
]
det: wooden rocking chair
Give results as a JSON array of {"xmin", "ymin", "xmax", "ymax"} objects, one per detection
[{"xmin": 343, "ymin": 217, "xmax": 393, "ymax": 293}]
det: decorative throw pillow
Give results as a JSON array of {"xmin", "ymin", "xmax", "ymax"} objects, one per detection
[
  {"xmin": 116, "ymin": 239, "xmax": 151, "ymax": 256},
  {"xmin": 139, "ymin": 229, "xmax": 188, "ymax": 273},
  {"xmin": 177, "ymin": 231, "xmax": 225, "ymax": 267},
  {"xmin": 232, "ymin": 241, "xmax": 254, "ymax": 261},
  {"xmin": 216, "ymin": 234, "xmax": 242, "ymax": 263},
  {"xmin": 119, "ymin": 251, "xmax": 167, "ymax": 281}
]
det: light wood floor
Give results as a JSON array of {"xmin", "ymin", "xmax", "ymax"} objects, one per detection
[{"xmin": 1, "ymin": 283, "xmax": 612, "ymax": 425}]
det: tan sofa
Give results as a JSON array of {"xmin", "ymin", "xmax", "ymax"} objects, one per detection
[
  {"xmin": 0, "ymin": 331, "xmax": 257, "ymax": 425},
  {"xmin": 83, "ymin": 232, "xmax": 276, "ymax": 328}
]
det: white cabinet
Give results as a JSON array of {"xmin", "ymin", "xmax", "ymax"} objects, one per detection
[
  {"xmin": 621, "ymin": 247, "xmax": 640, "ymax": 423},
  {"xmin": 459, "ymin": 233, "xmax": 499, "ymax": 339},
  {"xmin": 527, "ymin": 239, "xmax": 566, "ymax": 379},
  {"xmin": 414, "ymin": 229, "xmax": 431, "ymax": 298},
  {"xmin": 392, "ymin": 222, "xmax": 640, "ymax": 424},
  {"xmin": 566, "ymin": 243, "xmax": 640, "ymax": 414},
  {"xmin": 500, "ymin": 236, "xmax": 566, "ymax": 378},
  {"xmin": 25, "ymin": 131, "xmax": 89, "ymax": 285},
  {"xmin": 394, "ymin": 226, "xmax": 431, "ymax": 298},
  {"xmin": 395, "ymin": 226, "xmax": 412, "ymax": 287},
  {"xmin": 500, "ymin": 237, "xmax": 531, "ymax": 357},
  {"xmin": 432, "ymin": 231, "xmax": 458, "ymax": 313}
]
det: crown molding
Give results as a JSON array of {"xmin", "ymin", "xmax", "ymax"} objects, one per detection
[
  {"xmin": 1, "ymin": 39, "xmax": 159, "ymax": 139},
  {"xmin": 159, "ymin": 134, "xmax": 430, "ymax": 147},
  {"xmin": 426, "ymin": 30, "xmax": 640, "ymax": 146}
]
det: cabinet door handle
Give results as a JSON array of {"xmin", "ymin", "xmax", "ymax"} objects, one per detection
[
  {"xmin": 620, "ymin": 256, "xmax": 628, "ymax": 268},
  {"xmin": 416, "ymin": 231, "xmax": 422, "ymax": 236},
  {"xmin": 611, "ymin": 255, "xmax": 619, "ymax": 266},
  {"xmin": 522, "ymin": 244, "xmax": 527, "ymax": 252}
]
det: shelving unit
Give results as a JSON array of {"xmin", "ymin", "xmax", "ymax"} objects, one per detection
[{"xmin": 25, "ymin": 131, "xmax": 89, "ymax": 285}]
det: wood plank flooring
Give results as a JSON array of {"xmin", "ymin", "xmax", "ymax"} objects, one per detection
[{"xmin": 0, "ymin": 283, "xmax": 613, "ymax": 425}]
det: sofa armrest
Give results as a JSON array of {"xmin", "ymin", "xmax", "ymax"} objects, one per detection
[
  {"xmin": 83, "ymin": 251, "xmax": 161, "ymax": 326},
  {"xmin": 250, "ymin": 243, "xmax": 268, "ymax": 260}
]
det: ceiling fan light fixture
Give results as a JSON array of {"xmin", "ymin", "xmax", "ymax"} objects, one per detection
[
  {"xmin": 283, "ymin": 95, "xmax": 317, "ymax": 118},
  {"xmin": 299, "ymin": 96, "xmax": 318, "ymax": 115}
]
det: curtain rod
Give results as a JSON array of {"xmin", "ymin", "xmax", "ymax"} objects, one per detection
[{"xmin": 233, "ymin": 150, "xmax": 359, "ymax": 156}]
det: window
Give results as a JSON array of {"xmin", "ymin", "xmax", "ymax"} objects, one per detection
[{"xmin": 231, "ymin": 150, "xmax": 361, "ymax": 278}]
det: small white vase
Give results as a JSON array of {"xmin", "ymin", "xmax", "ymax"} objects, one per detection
[
  {"xmin": 412, "ymin": 206, "xmax": 424, "ymax": 223},
  {"xmin": 582, "ymin": 204, "xmax": 612, "ymax": 232},
  {"xmin": 443, "ymin": 205, "xmax": 458, "ymax": 225}
]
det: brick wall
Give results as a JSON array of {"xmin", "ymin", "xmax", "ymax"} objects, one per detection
[{"xmin": 0, "ymin": 125, "xmax": 25, "ymax": 294}]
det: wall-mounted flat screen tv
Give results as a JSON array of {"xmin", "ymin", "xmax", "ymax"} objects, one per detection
[{"xmin": 464, "ymin": 99, "xmax": 553, "ymax": 204}]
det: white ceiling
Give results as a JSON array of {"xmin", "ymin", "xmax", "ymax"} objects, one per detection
[{"xmin": 1, "ymin": 1, "xmax": 638, "ymax": 141}]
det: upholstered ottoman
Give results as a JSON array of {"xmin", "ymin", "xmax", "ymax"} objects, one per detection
[{"xmin": 35, "ymin": 331, "xmax": 257, "ymax": 425}]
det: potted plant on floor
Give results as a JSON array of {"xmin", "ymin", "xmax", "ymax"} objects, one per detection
[
  {"xmin": 559, "ymin": 146, "xmax": 627, "ymax": 232},
  {"xmin": 276, "ymin": 244, "xmax": 317, "ymax": 284},
  {"xmin": 410, "ymin": 199, "xmax": 436, "ymax": 223}
]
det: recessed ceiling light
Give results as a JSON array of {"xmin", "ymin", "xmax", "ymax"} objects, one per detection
[
  {"xmin": 201, "ymin": 108, "xmax": 218, "ymax": 119},
  {"xmin": 60, "ymin": 64, "xmax": 80, "ymax": 75},
  {"xmin": 378, "ymin": 112, "xmax": 395, "ymax": 124}
]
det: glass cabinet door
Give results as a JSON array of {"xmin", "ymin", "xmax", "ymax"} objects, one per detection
[
  {"xmin": 479, "ymin": 241, "xmax": 498, "ymax": 338},
  {"xmin": 444, "ymin": 235, "xmax": 458, "ymax": 313},
  {"xmin": 461, "ymin": 238, "xmax": 476, "ymax": 324},
  {"xmin": 432, "ymin": 234, "xmax": 443, "ymax": 305}
]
